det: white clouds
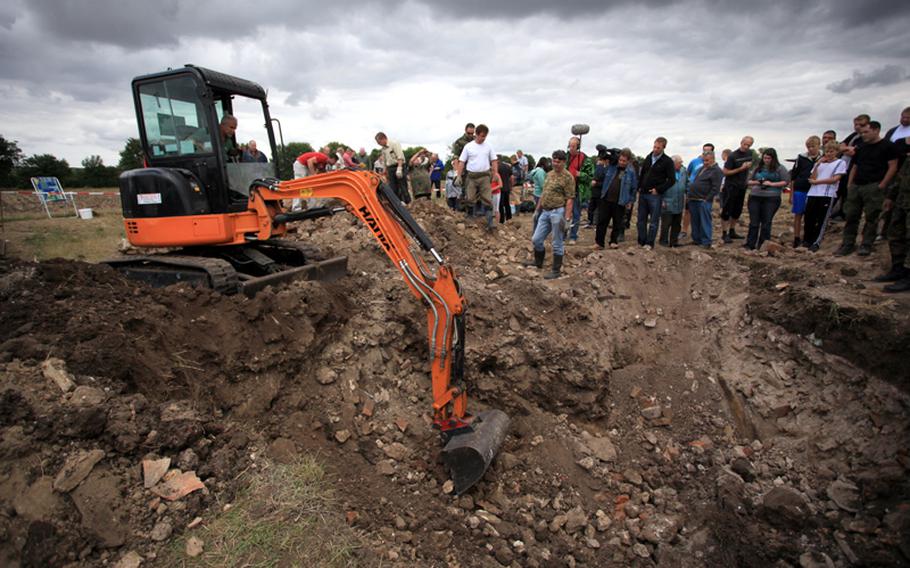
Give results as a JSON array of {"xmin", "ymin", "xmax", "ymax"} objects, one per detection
[{"xmin": 0, "ymin": 0, "xmax": 907, "ymax": 169}]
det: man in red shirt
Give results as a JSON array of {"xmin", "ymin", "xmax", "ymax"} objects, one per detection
[
  {"xmin": 291, "ymin": 151, "xmax": 337, "ymax": 210},
  {"xmin": 566, "ymin": 136, "xmax": 586, "ymax": 243}
]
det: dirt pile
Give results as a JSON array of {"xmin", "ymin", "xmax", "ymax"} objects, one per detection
[{"xmin": 0, "ymin": 200, "xmax": 908, "ymax": 567}]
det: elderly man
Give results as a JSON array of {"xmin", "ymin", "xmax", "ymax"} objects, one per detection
[
  {"xmin": 457, "ymin": 124, "xmax": 501, "ymax": 230},
  {"xmin": 525, "ymin": 150, "xmax": 575, "ymax": 279},
  {"xmin": 721, "ymin": 136, "xmax": 755, "ymax": 243},
  {"xmin": 241, "ymin": 140, "xmax": 268, "ymax": 163},
  {"xmin": 356, "ymin": 147, "xmax": 372, "ymax": 171},
  {"xmin": 687, "ymin": 150, "xmax": 725, "ymax": 248},
  {"xmin": 375, "ymin": 132, "xmax": 409, "ymax": 204},
  {"xmin": 637, "ymin": 137, "xmax": 676, "ymax": 248},
  {"xmin": 220, "ymin": 115, "xmax": 240, "ymax": 161},
  {"xmin": 659, "ymin": 155, "xmax": 687, "ymax": 247}
]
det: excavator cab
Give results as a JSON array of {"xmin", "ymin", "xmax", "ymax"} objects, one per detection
[
  {"xmin": 123, "ymin": 64, "xmax": 278, "ymax": 217},
  {"xmin": 109, "ymin": 65, "xmax": 348, "ymax": 294}
]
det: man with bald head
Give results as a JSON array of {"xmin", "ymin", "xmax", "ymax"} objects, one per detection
[
  {"xmin": 721, "ymin": 135, "xmax": 755, "ymax": 243},
  {"xmin": 242, "ymin": 140, "xmax": 268, "ymax": 163}
]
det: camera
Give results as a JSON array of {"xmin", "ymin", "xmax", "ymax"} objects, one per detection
[{"xmin": 596, "ymin": 144, "xmax": 622, "ymax": 165}]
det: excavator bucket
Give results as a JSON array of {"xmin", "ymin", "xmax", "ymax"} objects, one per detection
[{"xmin": 441, "ymin": 409, "xmax": 511, "ymax": 495}]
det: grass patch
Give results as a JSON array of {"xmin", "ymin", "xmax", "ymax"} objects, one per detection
[
  {"xmin": 1, "ymin": 210, "xmax": 124, "ymax": 262},
  {"xmin": 161, "ymin": 456, "xmax": 364, "ymax": 568}
]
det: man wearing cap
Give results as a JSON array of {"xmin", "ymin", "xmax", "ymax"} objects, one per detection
[
  {"xmin": 375, "ymin": 132, "xmax": 409, "ymax": 204},
  {"xmin": 525, "ymin": 150, "xmax": 575, "ymax": 279}
]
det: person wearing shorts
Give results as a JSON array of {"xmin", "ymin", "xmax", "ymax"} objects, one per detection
[
  {"xmin": 789, "ymin": 135, "xmax": 821, "ymax": 247},
  {"xmin": 721, "ymin": 137, "xmax": 754, "ymax": 243}
]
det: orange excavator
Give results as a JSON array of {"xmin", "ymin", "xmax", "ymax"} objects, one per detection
[{"xmin": 106, "ymin": 65, "xmax": 508, "ymax": 493}]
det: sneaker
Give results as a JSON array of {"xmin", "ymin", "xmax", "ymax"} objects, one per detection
[
  {"xmin": 567, "ymin": 239, "xmax": 578, "ymax": 246},
  {"xmin": 729, "ymin": 229, "xmax": 744, "ymax": 240},
  {"xmin": 609, "ymin": 243, "xmax": 619, "ymax": 249},
  {"xmin": 723, "ymin": 233, "xmax": 733, "ymax": 244},
  {"xmin": 644, "ymin": 245, "xmax": 653, "ymax": 251},
  {"xmin": 793, "ymin": 237, "xmax": 801, "ymax": 248},
  {"xmin": 678, "ymin": 231, "xmax": 688, "ymax": 239},
  {"xmin": 808, "ymin": 244, "xmax": 820, "ymax": 252},
  {"xmin": 833, "ymin": 244, "xmax": 854, "ymax": 256},
  {"xmin": 857, "ymin": 244, "xmax": 872, "ymax": 256}
]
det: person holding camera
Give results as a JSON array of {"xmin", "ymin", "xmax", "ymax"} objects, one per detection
[
  {"xmin": 594, "ymin": 148, "xmax": 637, "ymax": 249},
  {"xmin": 637, "ymin": 137, "xmax": 676, "ymax": 249},
  {"xmin": 744, "ymin": 148, "xmax": 790, "ymax": 251}
]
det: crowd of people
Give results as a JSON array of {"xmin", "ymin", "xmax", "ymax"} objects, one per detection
[{"xmin": 280, "ymin": 108, "xmax": 910, "ymax": 291}]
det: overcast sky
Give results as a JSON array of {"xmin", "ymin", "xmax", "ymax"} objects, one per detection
[{"xmin": 1, "ymin": 0, "xmax": 908, "ymax": 169}]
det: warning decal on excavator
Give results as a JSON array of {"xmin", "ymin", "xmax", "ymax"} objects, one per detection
[{"xmin": 298, "ymin": 188, "xmax": 313, "ymax": 198}]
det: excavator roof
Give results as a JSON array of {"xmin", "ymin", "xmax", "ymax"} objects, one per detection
[{"xmin": 132, "ymin": 64, "xmax": 267, "ymax": 100}]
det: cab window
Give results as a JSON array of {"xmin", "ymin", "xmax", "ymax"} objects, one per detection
[{"xmin": 138, "ymin": 77, "xmax": 211, "ymax": 157}]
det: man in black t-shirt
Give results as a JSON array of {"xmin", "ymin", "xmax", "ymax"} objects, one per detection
[
  {"xmin": 835, "ymin": 121, "xmax": 900, "ymax": 256},
  {"xmin": 721, "ymin": 136, "xmax": 754, "ymax": 243}
]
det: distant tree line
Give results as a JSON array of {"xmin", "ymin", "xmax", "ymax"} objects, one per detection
[{"xmin": 1, "ymin": 134, "xmax": 512, "ymax": 189}]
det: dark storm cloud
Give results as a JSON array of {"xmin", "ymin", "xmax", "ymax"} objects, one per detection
[{"xmin": 827, "ymin": 65, "xmax": 909, "ymax": 94}]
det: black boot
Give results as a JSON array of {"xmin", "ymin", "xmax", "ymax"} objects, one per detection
[
  {"xmin": 884, "ymin": 277, "xmax": 910, "ymax": 293},
  {"xmin": 544, "ymin": 254, "xmax": 563, "ymax": 280},
  {"xmin": 873, "ymin": 265, "xmax": 909, "ymax": 282},
  {"xmin": 523, "ymin": 249, "xmax": 545, "ymax": 268}
]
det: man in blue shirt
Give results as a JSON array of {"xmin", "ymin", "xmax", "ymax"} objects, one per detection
[{"xmin": 429, "ymin": 153, "xmax": 444, "ymax": 199}]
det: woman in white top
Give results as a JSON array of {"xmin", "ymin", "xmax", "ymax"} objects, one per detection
[{"xmin": 804, "ymin": 141, "xmax": 847, "ymax": 251}]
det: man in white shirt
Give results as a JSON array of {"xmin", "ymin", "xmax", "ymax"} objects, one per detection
[{"xmin": 457, "ymin": 124, "xmax": 502, "ymax": 229}]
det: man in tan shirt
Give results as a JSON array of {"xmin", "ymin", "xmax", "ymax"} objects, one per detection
[
  {"xmin": 375, "ymin": 132, "xmax": 410, "ymax": 204},
  {"xmin": 526, "ymin": 150, "xmax": 575, "ymax": 279}
]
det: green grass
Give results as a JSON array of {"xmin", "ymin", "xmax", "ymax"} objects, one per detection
[
  {"xmin": 1, "ymin": 210, "xmax": 124, "ymax": 262},
  {"xmin": 160, "ymin": 456, "xmax": 363, "ymax": 568}
]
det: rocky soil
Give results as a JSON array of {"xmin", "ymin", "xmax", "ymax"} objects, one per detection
[{"xmin": 0, "ymin": 199, "xmax": 908, "ymax": 567}]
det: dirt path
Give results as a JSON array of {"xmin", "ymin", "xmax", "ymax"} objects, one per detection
[{"xmin": 0, "ymin": 201, "xmax": 908, "ymax": 567}]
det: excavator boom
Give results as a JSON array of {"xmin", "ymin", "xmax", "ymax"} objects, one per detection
[{"xmin": 254, "ymin": 170, "xmax": 508, "ymax": 493}]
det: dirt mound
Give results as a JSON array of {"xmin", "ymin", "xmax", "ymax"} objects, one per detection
[{"xmin": 1, "ymin": 201, "xmax": 908, "ymax": 567}]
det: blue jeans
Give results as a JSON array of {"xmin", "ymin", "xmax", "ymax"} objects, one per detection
[
  {"xmin": 746, "ymin": 195, "xmax": 781, "ymax": 249},
  {"xmin": 688, "ymin": 200, "xmax": 713, "ymax": 246},
  {"xmin": 570, "ymin": 198, "xmax": 582, "ymax": 240},
  {"xmin": 637, "ymin": 193, "xmax": 663, "ymax": 246},
  {"xmin": 532, "ymin": 207, "xmax": 567, "ymax": 256}
]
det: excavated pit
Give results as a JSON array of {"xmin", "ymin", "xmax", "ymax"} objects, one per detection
[{"xmin": 0, "ymin": 201, "xmax": 908, "ymax": 566}]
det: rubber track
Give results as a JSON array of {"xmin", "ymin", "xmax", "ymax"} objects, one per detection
[{"xmin": 107, "ymin": 255, "xmax": 240, "ymax": 295}]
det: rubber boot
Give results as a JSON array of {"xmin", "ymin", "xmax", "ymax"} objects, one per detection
[
  {"xmin": 873, "ymin": 264, "xmax": 909, "ymax": 283},
  {"xmin": 884, "ymin": 276, "xmax": 910, "ymax": 293},
  {"xmin": 544, "ymin": 254, "xmax": 563, "ymax": 280},
  {"xmin": 522, "ymin": 249, "xmax": 545, "ymax": 268}
]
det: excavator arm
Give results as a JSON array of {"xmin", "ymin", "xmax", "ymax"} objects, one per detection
[{"xmin": 249, "ymin": 170, "xmax": 509, "ymax": 494}]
